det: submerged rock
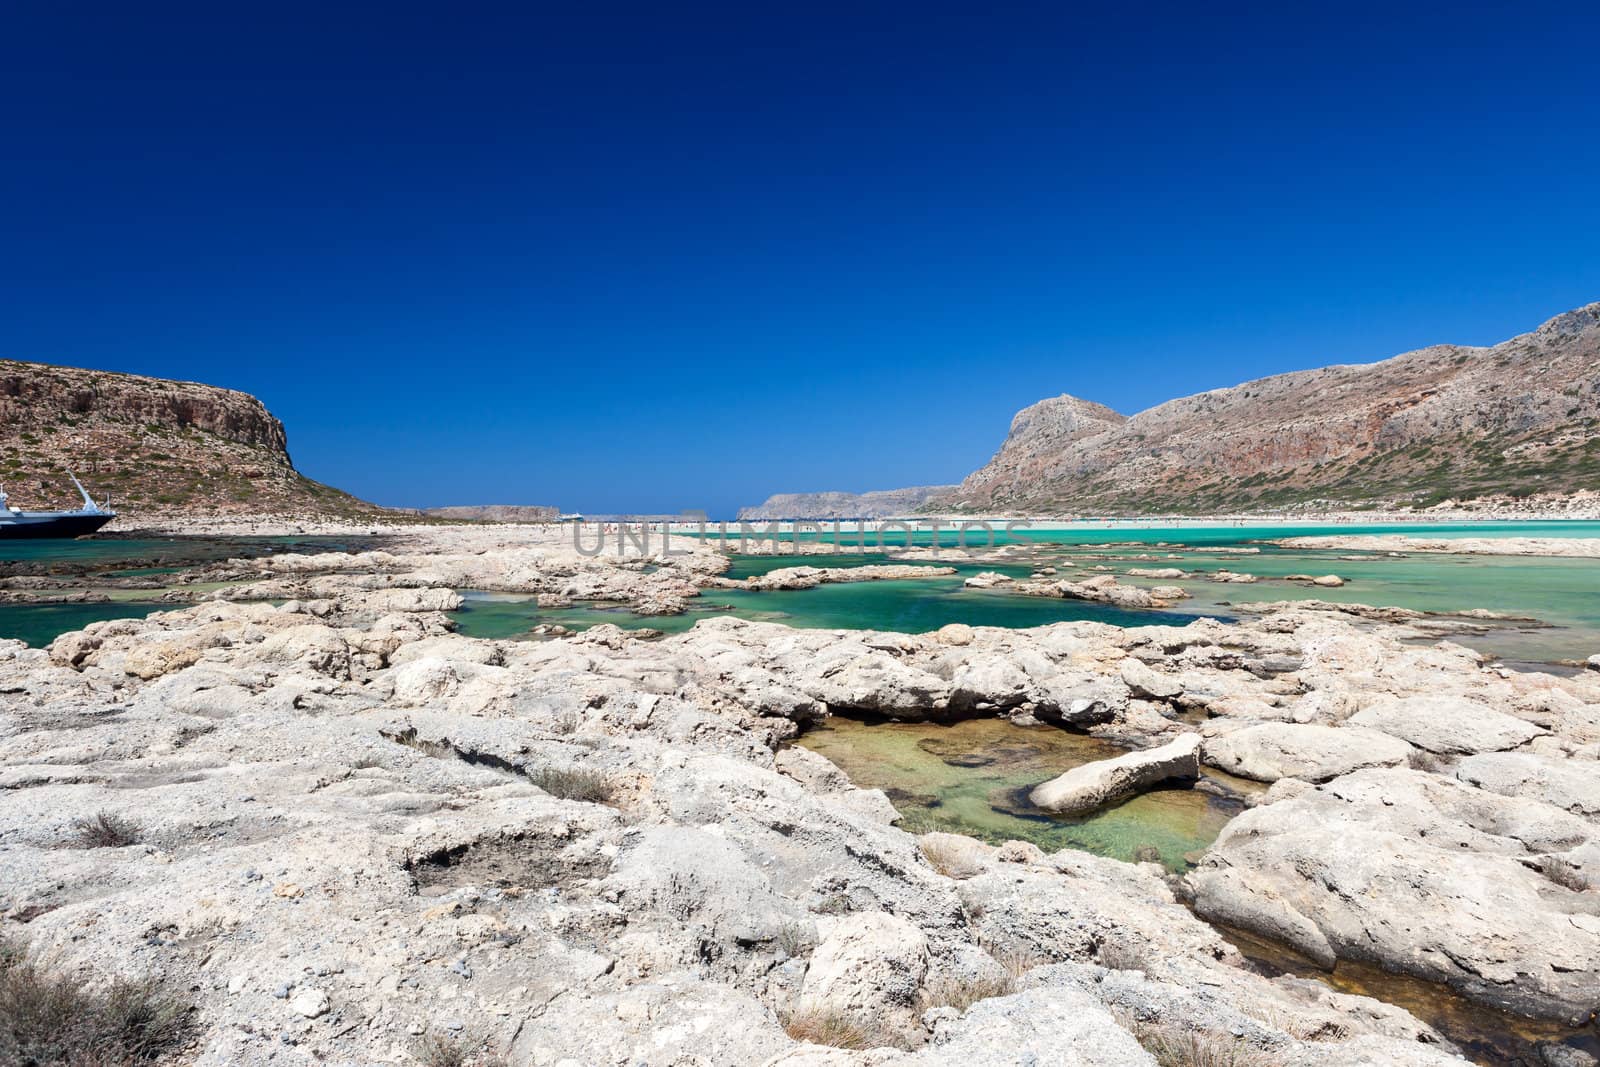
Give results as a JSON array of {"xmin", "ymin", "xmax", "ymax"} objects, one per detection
[{"xmin": 1029, "ymin": 733, "xmax": 1202, "ymax": 815}]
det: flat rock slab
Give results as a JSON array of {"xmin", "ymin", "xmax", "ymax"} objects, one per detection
[
  {"xmin": 1187, "ymin": 767, "xmax": 1600, "ymax": 1023},
  {"xmin": 1456, "ymin": 751, "xmax": 1600, "ymax": 816},
  {"xmin": 1202, "ymin": 722, "xmax": 1411, "ymax": 783},
  {"xmin": 1030, "ymin": 733, "xmax": 1201, "ymax": 815},
  {"xmin": 1348, "ymin": 696, "xmax": 1543, "ymax": 754}
]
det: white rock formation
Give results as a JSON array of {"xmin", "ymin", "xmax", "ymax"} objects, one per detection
[{"xmin": 1030, "ymin": 734, "xmax": 1202, "ymax": 815}]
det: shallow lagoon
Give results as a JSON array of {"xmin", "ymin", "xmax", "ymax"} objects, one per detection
[
  {"xmin": 459, "ymin": 535, "xmax": 1600, "ymax": 665},
  {"xmin": 0, "ymin": 535, "xmax": 376, "ymax": 646}
]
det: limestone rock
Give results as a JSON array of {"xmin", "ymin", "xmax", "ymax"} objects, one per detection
[
  {"xmin": 1029, "ymin": 734, "xmax": 1201, "ymax": 815},
  {"xmin": 798, "ymin": 655, "xmax": 951, "ymax": 718},
  {"xmin": 253, "ymin": 623, "xmax": 352, "ymax": 678},
  {"xmin": 934, "ymin": 623, "xmax": 974, "ymax": 646},
  {"xmin": 1348, "ymin": 695, "xmax": 1543, "ymax": 754},
  {"xmin": 290, "ymin": 987, "xmax": 330, "ymax": 1018},
  {"xmin": 801, "ymin": 911, "xmax": 930, "ymax": 1035},
  {"xmin": 123, "ymin": 639, "xmax": 206, "ymax": 680},
  {"xmin": 1188, "ymin": 768, "xmax": 1600, "ymax": 1022},
  {"xmin": 1119, "ymin": 658, "xmax": 1181, "ymax": 701},
  {"xmin": 1202, "ymin": 722, "xmax": 1411, "ymax": 782},
  {"xmin": 1456, "ymin": 751, "xmax": 1600, "ymax": 815},
  {"xmin": 915, "ymin": 987, "xmax": 1154, "ymax": 1066}
]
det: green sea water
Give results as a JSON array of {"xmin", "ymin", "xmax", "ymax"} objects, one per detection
[
  {"xmin": 0, "ymin": 535, "xmax": 375, "ymax": 647},
  {"xmin": 457, "ymin": 525, "xmax": 1600, "ymax": 666},
  {"xmin": 0, "ymin": 602, "xmax": 165, "ymax": 648},
  {"xmin": 452, "ymin": 570, "xmax": 1208, "ymax": 640},
  {"xmin": 797, "ymin": 715, "xmax": 1256, "ymax": 872},
  {"xmin": 4, "ymin": 524, "xmax": 1598, "ymax": 665}
]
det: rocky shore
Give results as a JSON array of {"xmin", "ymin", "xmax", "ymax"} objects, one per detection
[
  {"xmin": 1274, "ymin": 535, "xmax": 1600, "ymax": 559},
  {"xmin": 3, "ymin": 528, "xmax": 1598, "ymax": 1064}
]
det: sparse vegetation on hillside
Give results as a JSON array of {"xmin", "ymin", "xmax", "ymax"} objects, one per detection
[{"xmin": 0, "ymin": 358, "xmax": 385, "ymax": 518}]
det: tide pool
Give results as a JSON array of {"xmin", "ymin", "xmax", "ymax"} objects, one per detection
[
  {"xmin": 795, "ymin": 714, "xmax": 1256, "ymax": 872},
  {"xmin": 451, "ymin": 576, "xmax": 1217, "ymax": 641}
]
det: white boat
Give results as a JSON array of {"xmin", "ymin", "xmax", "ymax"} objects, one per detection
[{"xmin": 0, "ymin": 475, "xmax": 117, "ymax": 539}]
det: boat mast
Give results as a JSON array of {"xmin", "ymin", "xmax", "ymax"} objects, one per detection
[{"xmin": 69, "ymin": 473, "xmax": 103, "ymax": 514}]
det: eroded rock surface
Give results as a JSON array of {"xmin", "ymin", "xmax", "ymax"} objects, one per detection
[{"xmin": 9, "ymin": 530, "xmax": 1600, "ymax": 1060}]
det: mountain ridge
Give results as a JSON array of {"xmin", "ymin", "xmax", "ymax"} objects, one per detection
[
  {"xmin": 738, "ymin": 485, "xmax": 958, "ymax": 520},
  {"xmin": 937, "ymin": 301, "xmax": 1600, "ymax": 513},
  {"xmin": 0, "ymin": 358, "xmax": 380, "ymax": 519}
]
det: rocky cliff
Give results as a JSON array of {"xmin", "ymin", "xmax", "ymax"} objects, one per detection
[
  {"xmin": 738, "ymin": 485, "xmax": 959, "ymax": 520},
  {"xmin": 944, "ymin": 302, "xmax": 1600, "ymax": 514},
  {"xmin": 0, "ymin": 359, "xmax": 378, "ymax": 518}
]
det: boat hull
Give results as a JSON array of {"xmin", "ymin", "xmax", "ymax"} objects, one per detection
[{"xmin": 0, "ymin": 513, "xmax": 116, "ymax": 539}]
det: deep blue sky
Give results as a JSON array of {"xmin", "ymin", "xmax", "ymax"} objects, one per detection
[{"xmin": 4, "ymin": 5, "xmax": 1599, "ymax": 517}]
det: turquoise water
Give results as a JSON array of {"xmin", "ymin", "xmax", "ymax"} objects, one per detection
[
  {"xmin": 3, "ymin": 525, "xmax": 1598, "ymax": 665},
  {"xmin": 698, "ymin": 519, "xmax": 1600, "ymax": 548},
  {"xmin": 0, "ymin": 535, "xmax": 373, "ymax": 568},
  {"xmin": 456, "ymin": 524, "xmax": 1600, "ymax": 666},
  {"xmin": 0, "ymin": 602, "xmax": 163, "ymax": 647},
  {"xmin": 685, "ymin": 525, "xmax": 1600, "ymax": 665},
  {"xmin": 0, "ymin": 536, "xmax": 377, "ymax": 646},
  {"xmin": 452, "ymin": 575, "xmax": 1206, "ymax": 640}
]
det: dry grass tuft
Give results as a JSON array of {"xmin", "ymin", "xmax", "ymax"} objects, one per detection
[
  {"xmin": 1407, "ymin": 748, "xmax": 1452, "ymax": 774},
  {"xmin": 921, "ymin": 942, "xmax": 1047, "ymax": 1014},
  {"xmin": 919, "ymin": 835, "xmax": 981, "ymax": 878},
  {"xmin": 781, "ymin": 1006, "xmax": 881, "ymax": 1050},
  {"xmin": 0, "ymin": 937, "xmax": 192, "ymax": 1065},
  {"xmin": 1096, "ymin": 932, "xmax": 1149, "ymax": 972},
  {"xmin": 989, "ymin": 943, "xmax": 1047, "ymax": 981},
  {"xmin": 411, "ymin": 1030, "xmax": 508, "ymax": 1067},
  {"xmin": 68, "ymin": 811, "xmax": 144, "ymax": 849},
  {"xmin": 920, "ymin": 971, "xmax": 1016, "ymax": 1013},
  {"xmin": 527, "ymin": 765, "xmax": 613, "ymax": 803},
  {"xmin": 1118, "ymin": 1013, "xmax": 1273, "ymax": 1067},
  {"xmin": 775, "ymin": 921, "xmax": 811, "ymax": 959}
]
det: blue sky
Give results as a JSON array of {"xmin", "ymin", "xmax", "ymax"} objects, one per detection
[{"xmin": 3, "ymin": 5, "xmax": 1599, "ymax": 517}]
